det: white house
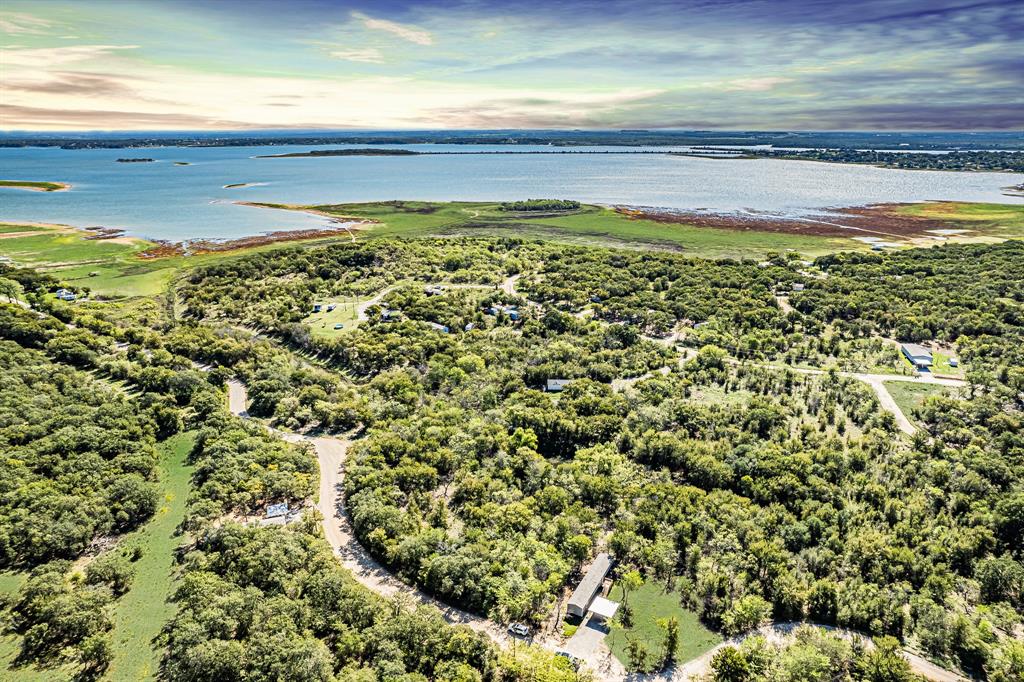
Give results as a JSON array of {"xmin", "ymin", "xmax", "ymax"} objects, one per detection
[
  {"xmin": 546, "ymin": 379, "xmax": 572, "ymax": 392},
  {"xmin": 901, "ymin": 343, "xmax": 933, "ymax": 370}
]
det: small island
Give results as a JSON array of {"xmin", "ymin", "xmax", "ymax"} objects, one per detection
[
  {"xmin": 116, "ymin": 157, "xmax": 155, "ymax": 163},
  {"xmin": 257, "ymin": 148, "xmax": 421, "ymax": 158},
  {"xmin": 0, "ymin": 180, "xmax": 71, "ymax": 192}
]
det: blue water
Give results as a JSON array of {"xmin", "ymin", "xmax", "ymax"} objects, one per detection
[{"xmin": 0, "ymin": 144, "xmax": 1019, "ymax": 240}]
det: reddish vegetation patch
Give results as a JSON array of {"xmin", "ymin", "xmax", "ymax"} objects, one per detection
[
  {"xmin": 138, "ymin": 225, "xmax": 365, "ymax": 259},
  {"xmin": 616, "ymin": 204, "xmax": 960, "ymax": 239}
]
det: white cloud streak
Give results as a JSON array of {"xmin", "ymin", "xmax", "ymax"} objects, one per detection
[
  {"xmin": 0, "ymin": 12, "xmax": 52, "ymax": 35},
  {"xmin": 329, "ymin": 47, "xmax": 385, "ymax": 63},
  {"xmin": 352, "ymin": 11, "xmax": 433, "ymax": 46}
]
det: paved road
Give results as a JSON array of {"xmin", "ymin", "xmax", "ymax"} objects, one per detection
[
  {"xmin": 777, "ymin": 365, "xmax": 966, "ymax": 435},
  {"xmin": 225, "ymin": 379, "xmax": 510, "ymax": 646}
]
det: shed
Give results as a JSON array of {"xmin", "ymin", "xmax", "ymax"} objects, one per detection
[
  {"xmin": 567, "ymin": 553, "xmax": 612, "ymax": 618},
  {"xmin": 588, "ymin": 596, "xmax": 620, "ymax": 622},
  {"xmin": 426, "ymin": 321, "xmax": 450, "ymax": 333},
  {"xmin": 901, "ymin": 343, "xmax": 933, "ymax": 370},
  {"xmin": 546, "ymin": 379, "xmax": 572, "ymax": 392},
  {"xmin": 266, "ymin": 502, "xmax": 288, "ymax": 518}
]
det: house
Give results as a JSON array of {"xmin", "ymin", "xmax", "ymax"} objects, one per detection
[
  {"xmin": 426, "ymin": 321, "xmax": 450, "ymax": 333},
  {"xmin": 901, "ymin": 343, "xmax": 933, "ymax": 370},
  {"xmin": 266, "ymin": 502, "xmax": 288, "ymax": 518},
  {"xmin": 546, "ymin": 379, "xmax": 572, "ymax": 392},
  {"xmin": 792, "ymin": 282, "xmax": 805, "ymax": 292},
  {"xmin": 588, "ymin": 596, "xmax": 620, "ymax": 623},
  {"xmin": 567, "ymin": 553, "xmax": 612, "ymax": 618},
  {"xmin": 55, "ymin": 288, "xmax": 77, "ymax": 301}
]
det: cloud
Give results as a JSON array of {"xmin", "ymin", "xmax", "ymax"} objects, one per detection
[
  {"xmin": 5, "ymin": 71, "xmax": 139, "ymax": 98},
  {"xmin": 0, "ymin": 104, "xmax": 264, "ymax": 130},
  {"xmin": 723, "ymin": 77, "xmax": 794, "ymax": 92},
  {"xmin": 352, "ymin": 11, "xmax": 433, "ymax": 46},
  {"xmin": 0, "ymin": 12, "xmax": 52, "ymax": 35},
  {"xmin": 1, "ymin": 44, "xmax": 139, "ymax": 69},
  {"xmin": 329, "ymin": 47, "xmax": 385, "ymax": 63}
]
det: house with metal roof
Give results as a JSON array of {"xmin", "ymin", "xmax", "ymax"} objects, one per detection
[
  {"xmin": 567, "ymin": 552, "xmax": 612, "ymax": 618},
  {"xmin": 901, "ymin": 343, "xmax": 933, "ymax": 370}
]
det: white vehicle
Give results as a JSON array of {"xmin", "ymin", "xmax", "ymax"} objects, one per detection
[{"xmin": 507, "ymin": 623, "xmax": 530, "ymax": 638}]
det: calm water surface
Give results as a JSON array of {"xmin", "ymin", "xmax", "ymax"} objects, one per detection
[{"xmin": 0, "ymin": 144, "xmax": 1019, "ymax": 240}]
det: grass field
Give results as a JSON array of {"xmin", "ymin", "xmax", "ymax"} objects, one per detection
[
  {"xmin": 305, "ymin": 299, "xmax": 363, "ymax": 338},
  {"xmin": 930, "ymin": 350, "xmax": 964, "ymax": 377},
  {"xmin": 104, "ymin": 431, "xmax": 196, "ymax": 682},
  {"xmin": 886, "ymin": 381, "xmax": 954, "ymax": 424},
  {"xmin": 303, "ymin": 201, "xmax": 859, "ymax": 258},
  {"xmin": 605, "ymin": 579, "xmax": 721, "ymax": 671},
  {"xmin": 895, "ymin": 202, "xmax": 1024, "ymax": 239}
]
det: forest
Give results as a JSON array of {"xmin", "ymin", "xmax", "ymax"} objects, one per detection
[{"xmin": 1, "ymin": 235, "xmax": 1022, "ymax": 681}]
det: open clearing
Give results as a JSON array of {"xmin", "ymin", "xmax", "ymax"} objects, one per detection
[
  {"xmin": 605, "ymin": 579, "xmax": 721, "ymax": 672},
  {"xmin": 886, "ymin": 381, "xmax": 954, "ymax": 426},
  {"xmin": 105, "ymin": 432, "xmax": 196, "ymax": 682}
]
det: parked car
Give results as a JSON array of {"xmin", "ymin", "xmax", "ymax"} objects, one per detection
[
  {"xmin": 555, "ymin": 651, "xmax": 581, "ymax": 669},
  {"xmin": 507, "ymin": 623, "xmax": 530, "ymax": 638}
]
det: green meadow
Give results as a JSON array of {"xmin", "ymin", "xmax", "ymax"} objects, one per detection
[
  {"xmin": 104, "ymin": 432, "xmax": 196, "ymax": 682},
  {"xmin": 605, "ymin": 579, "xmax": 721, "ymax": 672},
  {"xmin": 307, "ymin": 201, "xmax": 859, "ymax": 258},
  {"xmin": 886, "ymin": 381, "xmax": 955, "ymax": 425}
]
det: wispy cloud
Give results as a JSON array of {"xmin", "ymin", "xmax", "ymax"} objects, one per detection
[
  {"xmin": 329, "ymin": 47, "xmax": 385, "ymax": 63},
  {"xmin": 0, "ymin": 11, "xmax": 52, "ymax": 35},
  {"xmin": 723, "ymin": 77, "xmax": 794, "ymax": 92},
  {"xmin": 352, "ymin": 11, "xmax": 433, "ymax": 46},
  {"xmin": 2, "ymin": 44, "xmax": 138, "ymax": 69}
]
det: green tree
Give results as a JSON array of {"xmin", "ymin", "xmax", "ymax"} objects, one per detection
[{"xmin": 712, "ymin": 647, "xmax": 750, "ymax": 682}]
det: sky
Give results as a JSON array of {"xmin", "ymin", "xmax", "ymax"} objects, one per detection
[{"xmin": 1, "ymin": 0, "xmax": 1022, "ymax": 131}]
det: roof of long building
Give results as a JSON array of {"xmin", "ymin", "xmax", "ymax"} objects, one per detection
[{"xmin": 568, "ymin": 552, "xmax": 612, "ymax": 609}]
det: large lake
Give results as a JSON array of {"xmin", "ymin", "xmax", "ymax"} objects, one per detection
[{"xmin": 1, "ymin": 144, "xmax": 1019, "ymax": 240}]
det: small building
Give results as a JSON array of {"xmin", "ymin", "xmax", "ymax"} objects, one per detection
[
  {"xmin": 546, "ymin": 379, "xmax": 572, "ymax": 392},
  {"xmin": 949, "ymin": 358, "xmax": 959, "ymax": 368},
  {"xmin": 567, "ymin": 553, "xmax": 612, "ymax": 618},
  {"xmin": 464, "ymin": 323, "xmax": 475, "ymax": 332},
  {"xmin": 424, "ymin": 285, "xmax": 447, "ymax": 296},
  {"xmin": 381, "ymin": 309, "xmax": 401, "ymax": 322},
  {"xmin": 426, "ymin": 321, "xmax": 450, "ymax": 333},
  {"xmin": 588, "ymin": 596, "xmax": 620, "ymax": 623},
  {"xmin": 312, "ymin": 304, "xmax": 322, "ymax": 313},
  {"xmin": 55, "ymin": 288, "xmax": 77, "ymax": 301},
  {"xmin": 327, "ymin": 304, "xmax": 336, "ymax": 312},
  {"xmin": 590, "ymin": 294, "xmax": 602, "ymax": 303},
  {"xmin": 901, "ymin": 343, "xmax": 933, "ymax": 370},
  {"xmin": 266, "ymin": 502, "xmax": 288, "ymax": 518},
  {"xmin": 791, "ymin": 282, "xmax": 805, "ymax": 292}
]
